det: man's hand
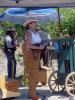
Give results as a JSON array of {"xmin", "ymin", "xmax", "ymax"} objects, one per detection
[{"xmin": 29, "ymin": 45, "xmax": 44, "ymax": 50}]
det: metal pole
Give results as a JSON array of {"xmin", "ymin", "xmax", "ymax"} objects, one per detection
[{"xmin": 57, "ymin": 7, "xmax": 62, "ymax": 38}]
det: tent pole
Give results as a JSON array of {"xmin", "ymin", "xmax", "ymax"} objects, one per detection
[{"xmin": 57, "ymin": 7, "xmax": 62, "ymax": 38}]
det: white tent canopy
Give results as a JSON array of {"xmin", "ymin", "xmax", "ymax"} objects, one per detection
[{"xmin": 0, "ymin": 0, "xmax": 75, "ymax": 7}]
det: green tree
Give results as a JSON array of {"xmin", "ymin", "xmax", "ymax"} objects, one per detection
[
  {"xmin": 1, "ymin": 8, "xmax": 75, "ymax": 38},
  {"xmin": 60, "ymin": 8, "xmax": 75, "ymax": 36}
]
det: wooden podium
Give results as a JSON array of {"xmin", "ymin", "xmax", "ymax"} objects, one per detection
[
  {"xmin": 0, "ymin": 74, "xmax": 20, "ymax": 99},
  {"xmin": 22, "ymin": 42, "xmax": 52, "ymax": 98}
]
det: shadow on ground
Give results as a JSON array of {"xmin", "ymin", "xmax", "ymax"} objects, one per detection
[{"xmin": 7, "ymin": 86, "xmax": 69, "ymax": 100}]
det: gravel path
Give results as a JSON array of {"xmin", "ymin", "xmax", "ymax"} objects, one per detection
[
  {"xmin": 0, "ymin": 48, "xmax": 71, "ymax": 100},
  {"xmin": 10, "ymin": 86, "xmax": 70, "ymax": 100},
  {"xmin": 0, "ymin": 48, "xmax": 24, "ymax": 77},
  {"xmin": 0, "ymin": 47, "xmax": 58, "ymax": 77}
]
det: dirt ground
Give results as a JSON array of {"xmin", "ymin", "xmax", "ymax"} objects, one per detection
[
  {"xmin": 0, "ymin": 46, "xmax": 24, "ymax": 77},
  {"xmin": 0, "ymin": 47, "xmax": 72, "ymax": 100},
  {"xmin": 0, "ymin": 45, "xmax": 58, "ymax": 77}
]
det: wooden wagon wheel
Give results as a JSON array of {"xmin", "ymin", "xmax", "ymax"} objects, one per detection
[
  {"xmin": 65, "ymin": 72, "xmax": 75, "ymax": 96},
  {"xmin": 48, "ymin": 71, "xmax": 65, "ymax": 93}
]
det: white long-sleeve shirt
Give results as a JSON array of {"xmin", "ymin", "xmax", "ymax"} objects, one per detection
[{"xmin": 5, "ymin": 35, "xmax": 12, "ymax": 48}]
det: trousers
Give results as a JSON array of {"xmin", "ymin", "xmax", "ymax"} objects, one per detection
[{"xmin": 6, "ymin": 51, "xmax": 16, "ymax": 78}]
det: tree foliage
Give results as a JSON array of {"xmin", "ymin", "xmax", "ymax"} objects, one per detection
[
  {"xmin": 60, "ymin": 8, "xmax": 75, "ymax": 36},
  {"xmin": 0, "ymin": 8, "xmax": 75, "ymax": 38}
]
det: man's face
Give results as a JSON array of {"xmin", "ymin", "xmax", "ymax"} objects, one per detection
[{"xmin": 12, "ymin": 31, "xmax": 16, "ymax": 37}]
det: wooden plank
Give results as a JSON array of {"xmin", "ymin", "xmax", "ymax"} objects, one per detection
[
  {"xmin": 0, "ymin": 74, "xmax": 20, "ymax": 99},
  {"xmin": 2, "ymin": 90, "xmax": 20, "ymax": 99}
]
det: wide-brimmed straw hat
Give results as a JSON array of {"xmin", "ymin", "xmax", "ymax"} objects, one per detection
[{"xmin": 23, "ymin": 19, "xmax": 38, "ymax": 26}]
